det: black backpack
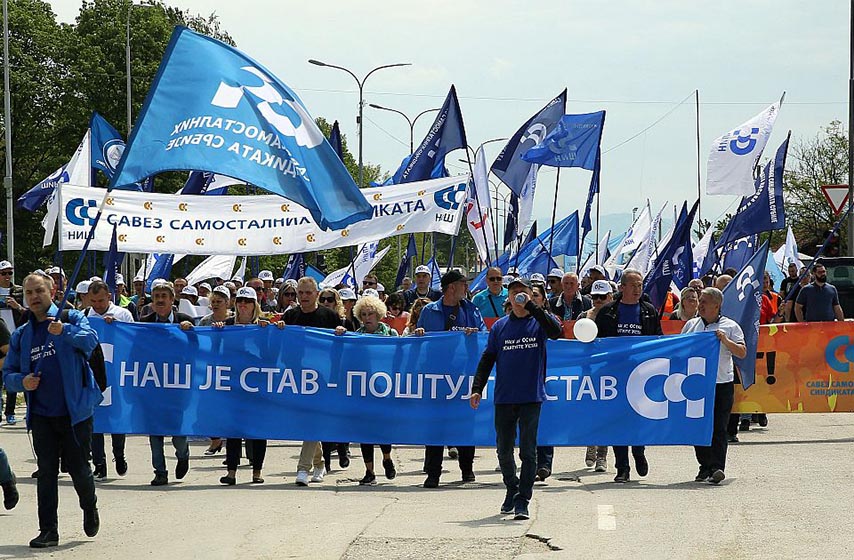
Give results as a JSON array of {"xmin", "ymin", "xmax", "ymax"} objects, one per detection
[{"xmin": 59, "ymin": 310, "xmax": 108, "ymax": 392}]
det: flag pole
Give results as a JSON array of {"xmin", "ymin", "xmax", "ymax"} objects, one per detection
[
  {"xmin": 695, "ymin": 89, "xmax": 702, "ymax": 228},
  {"xmin": 548, "ymin": 168, "xmax": 561, "ymax": 262}
]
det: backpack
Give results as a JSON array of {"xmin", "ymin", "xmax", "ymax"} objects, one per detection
[{"xmin": 59, "ymin": 310, "xmax": 108, "ymax": 392}]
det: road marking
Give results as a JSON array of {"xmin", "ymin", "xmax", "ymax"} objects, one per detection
[{"xmin": 598, "ymin": 505, "xmax": 616, "ymax": 530}]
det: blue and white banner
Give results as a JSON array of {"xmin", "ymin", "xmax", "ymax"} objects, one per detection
[
  {"xmin": 58, "ymin": 175, "xmax": 467, "ymax": 255},
  {"xmin": 91, "ymin": 322, "xmax": 720, "ymax": 446},
  {"xmin": 110, "ymin": 26, "xmax": 372, "ymax": 231}
]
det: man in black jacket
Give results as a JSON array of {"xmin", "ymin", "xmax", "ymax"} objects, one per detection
[
  {"xmin": 548, "ymin": 272, "xmax": 592, "ymax": 321},
  {"xmin": 594, "ymin": 268, "xmax": 662, "ymax": 483},
  {"xmin": 139, "ymin": 282, "xmax": 194, "ymax": 486}
]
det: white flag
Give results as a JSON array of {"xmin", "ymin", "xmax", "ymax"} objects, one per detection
[
  {"xmin": 706, "ymin": 102, "xmax": 780, "ymax": 196},
  {"xmin": 41, "ymin": 131, "xmax": 92, "ymax": 246},
  {"xmin": 692, "ymin": 226, "xmax": 716, "ymax": 278},
  {"xmin": 322, "ymin": 242, "xmax": 391, "ymax": 289},
  {"xmin": 232, "ymin": 256, "xmax": 248, "ymax": 282},
  {"xmin": 627, "ymin": 202, "xmax": 666, "ymax": 274},
  {"xmin": 185, "ymin": 254, "xmax": 238, "ymax": 285},
  {"xmin": 517, "ymin": 164, "xmax": 538, "ymax": 232},
  {"xmin": 619, "ymin": 203, "xmax": 651, "ymax": 256},
  {"xmin": 772, "ymin": 226, "xmax": 803, "ymax": 271},
  {"xmin": 596, "ymin": 230, "xmax": 611, "ymax": 265},
  {"xmin": 466, "ymin": 147, "xmax": 497, "ymax": 263}
]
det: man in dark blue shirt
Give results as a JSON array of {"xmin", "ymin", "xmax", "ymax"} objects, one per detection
[
  {"xmin": 470, "ymin": 277, "xmax": 561, "ymax": 520},
  {"xmin": 3, "ymin": 273, "xmax": 102, "ymax": 548},
  {"xmin": 794, "ymin": 263, "xmax": 845, "ymax": 322}
]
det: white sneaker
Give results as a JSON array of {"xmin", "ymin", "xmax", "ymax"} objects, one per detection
[
  {"xmin": 295, "ymin": 470, "xmax": 310, "ymax": 486},
  {"xmin": 310, "ymin": 466, "xmax": 326, "ymax": 483}
]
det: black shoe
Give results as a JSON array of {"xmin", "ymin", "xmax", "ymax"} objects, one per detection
[
  {"xmin": 382, "ymin": 458, "xmax": 396, "ymax": 480},
  {"xmin": 461, "ymin": 470, "xmax": 476, "ymax": 483},
  {"xmin": 220, "ymin": 475, "xmax": 236, "ymax": 486},
  {"xmin": 359, "ymin": 471, "xmax": 377, "ymax": 486},
  {"xmin": 175, "ymin": 459, "xmax": 189, "ymax": 480},
  {"xmin": 727, "ymin": 434, "xmax": 739, "ymax": 443},
  {"xmin": 93, "ymin": 463, "xmax": 107, "ymax": 481},
  {"xmin": 536, "ymin": 467, "xmax": 550, "ymax": 482},
  {"xmin": 324, "ymin": 457, "xmax": 332, "ymax": 474},
  {"xmin": 29, "ymin": 530, "xmax": 59, "ymax": 548},
  {"xmin": 2, "ymin": 474, "xmax": 18, "ymax": 510},
  {"xmin": 709, "ymin": 469, "xmax": 726, "ymax": 485},
  {"xmin": 634, "ymin": 454, "xmax": 649, "ymax": 477},
  {"xmin": 514, "ymin": 500, "xmax": 530, "ymax": 520},
  {"xmin": 739, "ymin": 419, "xmax": 750, "ymax": 432},
  {"xmin": 83, "ymin": 506, "xmax": 100, "ymax": 537},
  {"xmin": 31, "ymin": 469, "xmax": 39, "ymax": 479},
  {"xmin": 500, "ymin": 490, "xmax": 517, "ymax": 515},
  {"xmin": 150, "ymin": 473, "xmax": 168, "ymax": 486},
  {"xmin": 757, "ymin": 414, "xmax": 768, "ymax": 427},
  {"xmin": 694, "ymin": 469, "xmax": 711, "ymax": 483},
  {"xmin": 614, "ymin": 469, "xmax": 630, "ymax": 483},
  {"xmin": 339, "ymin": 448, "xmax": 350, "ymax": 469},
  {"xmin": 115, "ymin": 457, "xmax": 128, "ymax": 476},
  {"xmin": 423, "ymin": 475, "xmax": 440, "ymax": 488}
]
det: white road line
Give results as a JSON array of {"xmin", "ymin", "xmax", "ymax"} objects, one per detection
[{"xmin": 598, "ymin": 504, "xmax": 616, "ymax": 531}]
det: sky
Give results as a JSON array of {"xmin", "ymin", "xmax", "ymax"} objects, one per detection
[{"xmin": 48, "ymin": 0, "xmax": 849, "ymax": 243}]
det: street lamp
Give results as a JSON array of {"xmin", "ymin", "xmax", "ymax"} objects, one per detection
[
  {"xmin": 307, "ymin": 59, "xmax": 411, "ymax": 188},
  {"xmin": 367, "ymin": 103, "xmax": 440, "ymax": 154},
  {"xmin": 3, "ymin": 0, "xmax": 13, "ymax": 265}
]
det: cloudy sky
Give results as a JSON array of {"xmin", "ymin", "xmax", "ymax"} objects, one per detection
[{"xmin": 49, "ymin": 0, "xmax": 848, "ymax": 238}]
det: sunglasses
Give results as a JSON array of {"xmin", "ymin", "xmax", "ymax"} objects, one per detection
[
  {"xmin": 591, "ymin": 294, "xmax": 609, "ymax": 301},
  {"xmin": 362, "ymin": 281, "xmax": 377, "ymax": 286},
  {"xmin": 0, "ymin": 271, "xmax": 12, "ymax": 276},
  {"xmin": 236, "ymin": 297, "xmax": 255, "ymax": 304},
  {"xmin": 487, "ymin": 276, "xmax": 502, "ymax": 282},
  {"xmin": 319, "ymin": 296, "xmax": 336, "ymax": 303}
]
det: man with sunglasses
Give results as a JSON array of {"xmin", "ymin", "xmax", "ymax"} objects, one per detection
[
  {"xmin": 472, "ymin": 267, "xmax": 508, "ymax": 319},
  {"xmin": 0, "ymin": 261, "xmax": 24, "ymax": 425},
  {"xmin": 548, "ymin": 272, "xmax": 592, "ymax": 322},
  {"xmin": 403, "ymin": 265, "xmax": 442, "ymax": 311},
  {"xmin": 361, "ymin": 273, "xmax": 379, "ymax": 294},
  {"xmin": 545, "ymin": 269, "xmax": 563, "ymax": 297}
]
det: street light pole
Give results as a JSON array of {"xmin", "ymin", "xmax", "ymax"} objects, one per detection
[
  {"xmin": 3, "ymin": 0, "xmax": 13, "ymax": 266},
  {"xmin": 307, "ymin": 60, "xmax": 411, "ymax": 187},
  {"xmin": 368, "ymin": 103, "xmax": 440, "ymax": 154},
  {"xmin": 848, "ymin": 0, "xmax": 854, "ymax": 255}
]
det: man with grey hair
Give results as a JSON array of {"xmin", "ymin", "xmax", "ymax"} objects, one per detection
[
  {"xmin": 549, "ymin": 272, "xmax": 592, "ymax": 321},
  {"xmin": 594, "ymin": 268, "xmax": 662, "ymax": 483},
  {"xmin": 681, "ymin": 287, "xmax": 745, "ymax": 484}
]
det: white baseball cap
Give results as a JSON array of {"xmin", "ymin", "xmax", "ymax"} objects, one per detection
[
  {"xmin": 0, "ymin": 260, "xmax": 12, "ymax": 271},
  {"xmin": 339, "ymin": 288, "xmax": 357, "ymax": 301},
  {"xmin": 198, "ymin": 282, "xmax": 212, "ymax": 292},
  {"xmin": 530, "ymin": 273, "xmax": 546, "ymax": 284},
  {"xmin": 376, "ymin": 283, "xmax": 385, "ymax": 293},
  {"xmin": 547, "ymin": 268, "xmax": 564, "ymax": 279},
  {"xmin": 75, "ymin": 280, "xmax": 91, "ymax": 294},
  {"xmin": 362, "ymin": 288, "xmax": 380, "ymax": 298},
  {"xmin": 181, "ymin": 285, "xmax": 198, "ymax": 296},
  {"xmin": 115, "ymin": 273, "xmax": 125, "ymax": 285},
  {"xmin": 212, "ymin": 285, "xmax": 231, "ymax": 298},
  {"xmin": 259, "ymin": 270, "xmax": 274, "ymax": 281},
  {"xmin": 590, "ymin": 280, "xmax": 613, "ymax": 295},
  {"xmin": 236, "ymin": 286, "xmax": 257, "ymax": 300},
  {"xmin": 414, "ymin": 265, "xmax": 431, "ymax": 275}
]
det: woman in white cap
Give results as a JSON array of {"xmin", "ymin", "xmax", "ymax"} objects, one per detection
[
  {"xmin": 213, "ymin": 287, "xmax": 283, "ymax": 484},
  {"xmin": 577, "ymin": 279, "xmax": 612, "ymax": 473},
  {"xmin": 199, "ymin": 286, "xmax": 233, "ymax": 455},
  {"xmin": 338, "ymin": 288, "xmax": 359, "ymax": 330},
  {"xmin": 74, "ymin": 281, "xmax": 92, "ymax": 311},
  {"xmin": 352, "ymin": 296, "xmax": 397, "ymax": 485}
]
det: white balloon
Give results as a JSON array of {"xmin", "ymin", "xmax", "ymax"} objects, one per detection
[{"xmin": 573, "ymin": 318, "xmax": 598, "ymax": 343}]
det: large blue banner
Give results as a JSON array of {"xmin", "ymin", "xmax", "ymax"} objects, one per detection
[{"xmin": 91, "ymin": 322, "xmax": 720, "ymax": 446}]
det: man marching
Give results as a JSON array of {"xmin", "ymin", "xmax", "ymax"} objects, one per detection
[{"xmin": 470, "ymin": 277, "xmax": 561, "ymax": 520}]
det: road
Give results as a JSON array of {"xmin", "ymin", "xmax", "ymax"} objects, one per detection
[{"xmin": 0, "ymin": 411, "xmax": 852, "ymax": 559}]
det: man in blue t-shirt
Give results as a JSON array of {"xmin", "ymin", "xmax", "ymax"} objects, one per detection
[
  {"xmin": 470, "ymin": 277, "xmax": 562, "ymax": 520},
  {"xmin": 794, "ymin": 263, "xmax": 845, "ymax": 322},
  {"xmin": 471, "ymin": 267, "xmax": 508, "ymax": 319}
]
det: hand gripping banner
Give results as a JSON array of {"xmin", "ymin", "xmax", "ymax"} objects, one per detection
[{"xmin": 92, "ymin": 321, "xmax": 720, "ymax": 446}]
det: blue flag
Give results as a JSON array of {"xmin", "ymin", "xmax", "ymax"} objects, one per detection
[
  {"xmin": 145, "ymin": 253, "xmax": 175, "ymax": 293},
  {"xmin": 722, "ymin": 234, "xmax": 758, "ymax": 273},
  {"xmin": 644, "ymin": 200, "xmax": 698, "ymax": 309},
  {"xmin": 521, "ymin": 111, "xmax": 606, "ymax": 169},
  {"xmin": 102, "ymin": 225, "xmax": 124, "ymax": 303},
  {"xmin": 426, "ymin": 256, "xmax": 442, "ymax": 291},
  {"xmin": 394, "ymin": 234, "xmax": 417, "ymax": 290},
  {"xmin": 504, "ymin": 192, "xmax": 519, "ymax": 249},
  {"xmin": 581, "ymin": 149, "xmax": 602, "ymax": 238},
  {"xmin": 18, "ymin": 165, "xmax": 69, "ymax": 211},
  {"xmin": 328, "ymin": 120, "xmax": 344, "ymax": 161},
  {"xmin": 721, "ymin": 240, "xmax": 769, "ymax": 389},
  {"xmin": 393, "ymin": 86, "xmax": 466, "ymax": 184},
  {"xmin": 282, "ymin": 253, "xmax": 306, "ymax": 281},
  {"xmin": 90, "ymin": 112, "xmax": 126, "ymax": 181},
  {"xmin": 110, "ymin": 26, "xmax": 372, "ymax": 231},
  {"xmin": 491, "ymin": 89, "xmax": 566, "ymax": 196}
]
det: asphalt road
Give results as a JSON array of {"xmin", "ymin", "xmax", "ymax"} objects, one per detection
[{"xmin": 0, "ymin": 411, "xmax": 852, "ymax": 559}]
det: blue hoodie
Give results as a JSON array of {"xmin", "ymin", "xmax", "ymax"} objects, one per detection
[{"xmin": 2, "ymin": 304, "xmax": 102, "ymax": 427}]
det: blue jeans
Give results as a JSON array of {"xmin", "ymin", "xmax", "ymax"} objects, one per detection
[
  {"xmin": 0, "ymin": 447, "xmax": 12, "ymax": 484},
  {"xmin": 149, "ymin": 435, "xmax": 189, "ymax": 476},
  {"xmin": 31, "ymin": 414, "xmax": 97, "ymax": 532},
  {"xmin": 495, "ymin": 402, "xmax": 541, "ymax": 503}
]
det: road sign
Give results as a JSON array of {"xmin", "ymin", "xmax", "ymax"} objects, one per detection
[{"xmin": 821, "ymin": 184, "xmax": 850, "ymax": 216}]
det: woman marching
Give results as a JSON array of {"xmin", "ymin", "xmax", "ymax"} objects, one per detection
[
  {"xmin": 213, "ymin": 287, "xmax": 284, "ymax": 485},
  {"xmin": 353, "ymin": 295, "xmax": 398, "ymax": 485},
  {"xmin": 200, "ymin": 286, "xmax": 233, "ymax": 456}
]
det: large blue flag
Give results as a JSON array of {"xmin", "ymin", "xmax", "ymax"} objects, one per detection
[
  {"xmin": 644, "ymin": 200, "xmax": 698, "ymax": 310},
  {"xmin": 282, "ymin": 253, "xmax": 306, "ymax": 281},
  {"xmin": 581, "ymin": 149, "xmax": 602, "ymax": 238},
  {"xmin": 521, "ymin": 111, "xmax": 605, "ymax": 169},
  {"xmin": 722, "ymin": 234, "xmax": 759, "ymax": 273},
  {"xmin": 394, "ymin": 234, "xmax": 417, "ymax": 290},
  {"xmin": 721, "ymin": 240, "xmax": 769, "ymax": 389},
  {"xmin": 393, "ymin": 86, "xmax": 466, "ymax": 184},
  {"xmin": 18, "ymin": 165, "xmax": 70, "ymax": 211},
  {"xmin": 491, "ymin": 89, "xmax": 566, "ymax": 196},
  {"xmin": 110, "ymin": 26, "xmax": 372, "ymax": 231}
]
